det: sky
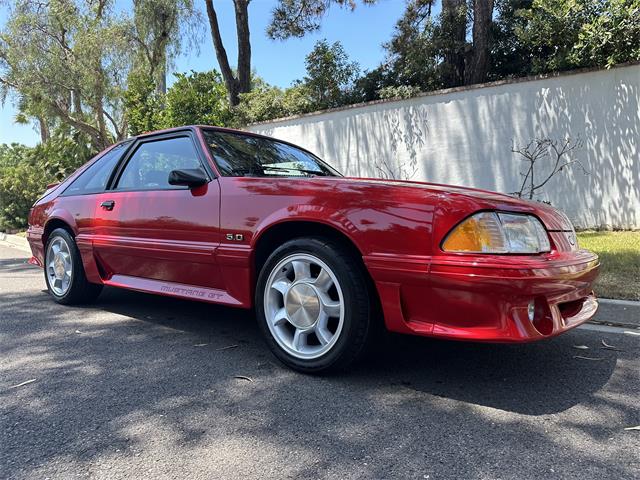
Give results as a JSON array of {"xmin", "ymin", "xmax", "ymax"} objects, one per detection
[{"xmin": 0, "ymin": 0, "xmax": 409, "ymax": 146}]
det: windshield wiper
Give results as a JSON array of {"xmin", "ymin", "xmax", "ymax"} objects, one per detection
[{"xmin": 260, "ymin": 166, "xmax": 326, "ymax": 176}]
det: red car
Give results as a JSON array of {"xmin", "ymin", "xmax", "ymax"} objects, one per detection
[{"xmin": 27, "ymin": 126, "xmax": 600, "ymax": 372}]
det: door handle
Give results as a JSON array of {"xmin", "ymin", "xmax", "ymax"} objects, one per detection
[{"xmin": 100, "ymin": 200, "xmax": 115, "ymax": 211}]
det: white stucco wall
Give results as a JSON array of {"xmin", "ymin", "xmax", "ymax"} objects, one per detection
[{"xmin": 247, "ymin": 64, "xmax": 640, "ymax": 229}]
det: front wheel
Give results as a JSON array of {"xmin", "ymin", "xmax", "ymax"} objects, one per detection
[{"xmin": 256, "ymin": 238, "xmax": 373, "ymax": 373}]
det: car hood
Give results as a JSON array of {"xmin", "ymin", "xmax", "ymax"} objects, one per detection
[{"xmin": 339, "ymin": 177, "xmax": 574, "ymax": 231}]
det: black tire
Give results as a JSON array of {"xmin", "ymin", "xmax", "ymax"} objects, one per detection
[
  {"xmin": 255, "ymin": 237, "xmax": 373, "ymax": 373},
  {"xmin": 44, "ymin": 228, "xmax": 103, "ymax": 305}
]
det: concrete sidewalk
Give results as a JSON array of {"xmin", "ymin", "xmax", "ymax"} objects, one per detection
[
  {"xmin": 1, "ymin": 233, "xmax": 638, "ymax": 328},
  {"xmin": 0, "ymin": 232, "xmax": 29, "ymax": 252}
]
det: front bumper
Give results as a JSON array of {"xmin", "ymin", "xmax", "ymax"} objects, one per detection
[{"xmin": 365, "ymin": 249, "xmax": 600, "ymax": 342}]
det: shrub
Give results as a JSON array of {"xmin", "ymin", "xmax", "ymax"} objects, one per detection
[{"xmin": 0, "ymin": 132, "xmax": 94, "ymax": 230}]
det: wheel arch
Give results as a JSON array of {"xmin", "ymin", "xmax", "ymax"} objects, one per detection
[
  {"xmin": 43, "ymin": 216, "xmax": 75, "ymax": 245},
  {"xmin": 251, "ymin": 220, "xmax": 382, "ymax": 326},
  {"xmin": 252, "ymin": 219, "xmax": 364, "ymax": 276}
]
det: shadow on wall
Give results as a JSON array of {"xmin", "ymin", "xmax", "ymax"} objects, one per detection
[{"xmin": 250, "ymin": 65, "xmax": 639, "ymax": 229}]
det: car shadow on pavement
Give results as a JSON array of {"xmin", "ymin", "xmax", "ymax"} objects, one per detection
[
  {"xmin": 92, "ymin": 286, "xmax": 619, "ymax": 417},
  {"xmin": 2, "ymin": 258, "xmax": 638, "ymax": 479}
]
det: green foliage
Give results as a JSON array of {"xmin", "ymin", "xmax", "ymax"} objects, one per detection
[
  {"xmin": 0, "ymin": 0, "xmax": 132, "ymax": 149},
  {"xmin": 382, "ymin": 0, "xmax": 443, "ymax": 93},
  {"xmin": 163, "ymin": 70, "xmax": 231, "ymax": 127},
  {"xmin": 129, "ymin": 0, "xmax": 201, "ymax": 93},
  {"xmin": 302, "ymin": 39, "xmax": 360, "ymax": 109},
  {"xmin": 0, "ymin": 158, "xmax": 47, "ymax": 231},
  {"xmin": 377, "ymin": 85, "xmax": 424, "ymax": 100},
  {"xmin": 268, "ymin": 0, "xmax": 378, "ymax": 39},
  {"xmin": 236, "ymin": 82, "xmax": 314, "ymax": 125},
  {"xmin": 124, "ymin": 72, "xmax": 166, "ymax": 135},
  {"xmin": 570, "ymin": 0, "xmax": 640, "ymax": 68},
  {"xmin": 0, "ymin": 132, "xmax": 94, "ymax": 230},
  {"xmin": 516, "ymin": 0, "xmax": 640, "ymax": 74},
  {"xmin": 490, "ymin": 0, "xmax": 535, "ymax": 80}
]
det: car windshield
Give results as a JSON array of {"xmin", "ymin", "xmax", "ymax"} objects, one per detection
[{"xmin": 202, "ymin": 129, "xmax": 341, "ymax": 178}]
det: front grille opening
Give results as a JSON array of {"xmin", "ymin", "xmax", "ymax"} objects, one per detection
[{"xmin": 558, "ymin": 298, "xmax": 585, "ymax": 319}]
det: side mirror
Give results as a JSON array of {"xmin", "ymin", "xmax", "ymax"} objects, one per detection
[{"xmin": 168, "ymin": 168, "xmax": 208, "ymax": 188}]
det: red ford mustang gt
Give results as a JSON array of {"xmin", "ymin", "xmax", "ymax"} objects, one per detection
[{"xmin": 27, "ymin": 126, "xmax": 600, "ymax": 372}]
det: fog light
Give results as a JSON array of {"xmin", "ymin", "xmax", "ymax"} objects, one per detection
[{"xmin": 528, "ymin": 301, "xmax": 535, "ymax": 322}]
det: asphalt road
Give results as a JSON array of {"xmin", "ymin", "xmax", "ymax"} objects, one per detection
[{"xmin": 1, "ymin": 243, "xmax": 639, "ymax": 480}]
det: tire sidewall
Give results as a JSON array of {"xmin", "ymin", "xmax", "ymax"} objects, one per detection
[{"xmin": 255, "ymin": 238, "xmax": 369, "ymax": 372}]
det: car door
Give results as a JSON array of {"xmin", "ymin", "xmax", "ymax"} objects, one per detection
[{"xmin": 92, "ymin": 132, "xmax": 224, "ymax": 290}]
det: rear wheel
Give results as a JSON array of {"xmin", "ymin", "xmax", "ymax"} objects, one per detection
[
  {"xmin": 44, "ymin": 228, "xmax": 102, "ymax": 305},
  {"xmin": 256, "ymin": 238, "xmax": 372, "ymax": 373}
]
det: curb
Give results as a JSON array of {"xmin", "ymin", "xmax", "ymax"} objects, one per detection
[
  {"xmin": 593, "ymin": 299, "xmax": 640, "ymax": 329},
  {"xmin": 0, "ymin": 232, "xmax": 31, "ymax": 252},
  {"xmin": 598, "ymin": 298, "xmax": 640, "ymax": 307}
]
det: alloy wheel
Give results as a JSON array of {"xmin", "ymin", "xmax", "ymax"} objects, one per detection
[
  {"xmin": 264, "ymin": 253, "xmax": 345, "ymax": 359},
  {"xmin": 46, "ymin": 236, "xmax": 73, "ymax": 296}
]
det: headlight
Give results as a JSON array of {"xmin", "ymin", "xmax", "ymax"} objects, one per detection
[{"xmin": 442, "ymin": 212, "xmax": 551, "ymax": 254}]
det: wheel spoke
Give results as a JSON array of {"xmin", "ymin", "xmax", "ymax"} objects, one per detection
[
  {"xmin": 271, "ymin": 278, "xmax": 291, "ymax": 296},
  {"xmin": 51, "ymin": 243, "xmax": 60, "ymax": 255},
  {"xmin": 313, "ymin": 268, "xmax": 333, "ymax": 292},
  {"xmin": 315, "ymin": 325, "xmax": 332, "ymax": 345},
  {"xmin": 318, "ymin": 291, "xmax": 341, "ymax": 318},
  {"xmin": 272, "ymin": 307, "xmax": 288, "ymax": 326},
  {"xmin": 292, "ymin": 260, "xmax": 311, "ymax": 282},
  {"xmin": 292, "ymin": 329, "xmax": 307, "ymax": 351}
]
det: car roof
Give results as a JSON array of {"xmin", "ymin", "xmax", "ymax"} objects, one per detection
[
  {"xmin": 122, "ymin": 125, "xmax": 322, "ymax": 161},
  {"xmin": 133, "ymin": 125, "xmax": 276, "ymax": 143}
]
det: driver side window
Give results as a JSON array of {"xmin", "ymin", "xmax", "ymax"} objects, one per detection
[{"xmin": 116, "ymin": 136, "xmax": 202, "ymax": 191}]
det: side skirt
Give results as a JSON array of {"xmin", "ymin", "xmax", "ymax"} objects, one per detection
[{"xmin": 102, "ymin": 274, "xmax": 246, "ymax": 308}]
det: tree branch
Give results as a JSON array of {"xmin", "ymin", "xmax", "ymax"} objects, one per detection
[{"xmin": 205, "ymin": 0, "xmax": 239, "ymax": 105}]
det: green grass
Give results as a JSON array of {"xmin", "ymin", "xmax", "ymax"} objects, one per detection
[{"xmin": 577, "ymin": 231, "xmax": 640, "ymax": 301}]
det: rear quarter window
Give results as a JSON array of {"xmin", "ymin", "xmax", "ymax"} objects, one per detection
[{"xmin": 61, "ymin": 142, "xmax": 130, "ymax": 196}]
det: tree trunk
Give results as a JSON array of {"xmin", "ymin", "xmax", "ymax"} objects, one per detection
[
  {"xmin": 234, "ymin": 0, "xmax": 251, "ymax": 95},
  {"xmin": 156, "ymin": 57, "xmax": 167, "ymax": 95},
  {"xmin": 465, "ymin": 0, "xmax": 494, "ymax": 85},
  {"xmin": 37, "ymin": 116, "xmax": 50, "ymax": 144},
  {"xmin": 441, "ymin": 0, "xmax": 467, "ymax": 87},
  {"xmin": 205, "ymin": 0, "xmax": 240, "ymax": 106}
]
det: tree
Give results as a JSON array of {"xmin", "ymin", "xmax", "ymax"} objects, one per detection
[
  {"xmin": 381, "ymin": 0, "xmax": 497, "ymax": 90},
  {"xmin": 383, "ymin": 0, "xmax": 442, "ymax": 92},
  {"xmin": 128, "ymin": 0, "xmax": 200, "ymax": 95},
  {"xmin": 123, "ymin": 72, "xmax": 165, "ymax": 135},
  {"xmin": 0, "ymin": 131, "xmax": 94, "ymax": 230},
  {"xmin": 267, "ymin": 0, "xmax": 378, "ymax": 39},
  {"xmin": 0, "ymin": 0, "xmax": 131, "ymax": 149},
  {"xmin": 489, "ymin": 0, "xmax": 535, "ymax": 80},
  {"xmin": 163, "ymin": 70, "xmax": 231, "ymax": 127},
  {"xmin": 440, "ymin": 0, "xmax": 466, "ymax": 86},
  {"xmin": 204, "ymin": 0, "xmax": 251, "ymax": 106},
  {"xmin": 571, "ymin": 0, "xmax": 640, "ymax": 68},
  {"xmin": 466, "ymin": 0, "xmax": 495, "ymax": 84},
  {"xmin": 302, "ymin": 40, "xmax": 359, "ymax": 109},
  {"xmin": 515, "ymin": 0, "xmax": 595, "ymax": 74},
  {"xmin": 511, "ymin": 137, "xmax": 587, "ymax": 199},
  {"xmin": 236, "ymin": 80, "xmax": 314, "ymax": 125}
]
